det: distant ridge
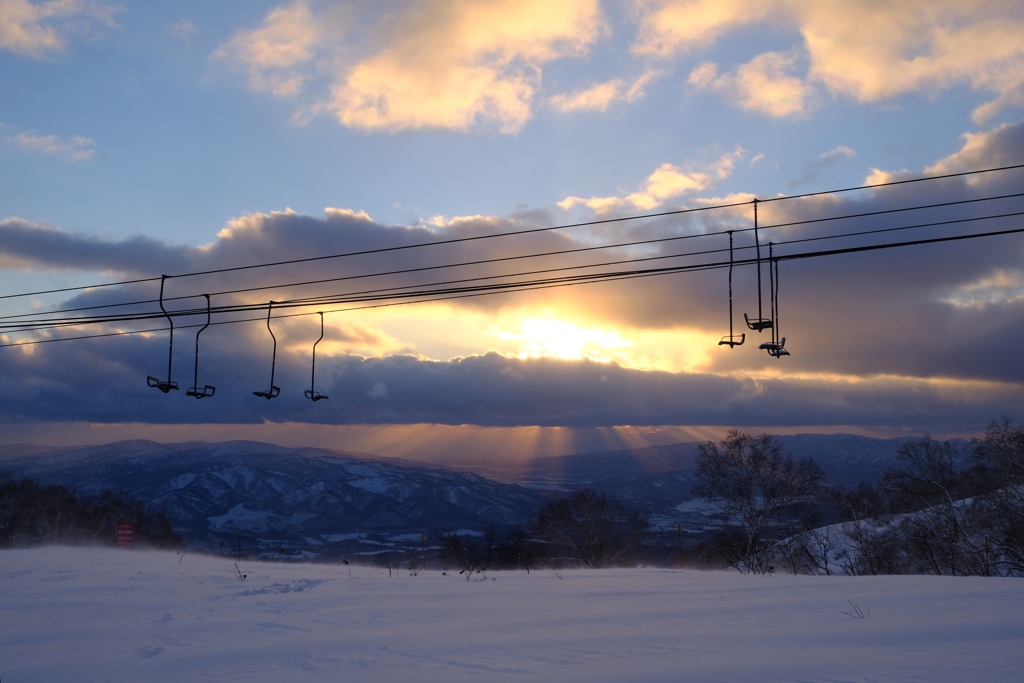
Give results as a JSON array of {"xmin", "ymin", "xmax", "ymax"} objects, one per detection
[
  {"xmin": 0, "ymin": 443, "xmax": 61, "ymax": 459},
  {"xmin": 0, "ymin": 433, "xmax": 921, "ymax": 556},
  {"xmin": 0, "ymin": 439, "xmax": 544, "ymax": 557}
]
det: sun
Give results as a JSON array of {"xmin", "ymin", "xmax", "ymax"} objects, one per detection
[{"xmin": 493, "ymin": 318, "xmax": 634, "ymax": 362}]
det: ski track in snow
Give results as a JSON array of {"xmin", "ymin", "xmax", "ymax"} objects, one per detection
[{"xmin": 1, "ymin": 547, "xmax": 1023, "ymax": 682}]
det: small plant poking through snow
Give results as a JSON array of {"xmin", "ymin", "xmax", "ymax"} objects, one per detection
[
  {"xmin": 841, "ymin": 600, "xmax": 868, "ymax": 619},
  {"xmin": 230, "ymin": 563, "xmax": 247, "ymax": 581},
  {"xmin": 375, "ymin": 552, "xmax": 393, "ymax": 578}
]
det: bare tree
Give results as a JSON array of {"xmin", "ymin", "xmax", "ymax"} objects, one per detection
[
  {"xmin": 971, "ymin": 419, "xmax": 1024, "ymax": 575},
  {"xmin": 881, "ymin": 436, "xmax": 982, "ymax": 576},
  {"xmin": 494, "ymin": 527, "xmax": 538, "ymax": 572},
  {"xmin": 438, "ymin": 528, "xmax": 483, "ymax": 577},
  {"xmin": 532, "ymin": 488, "xmax": 650, "ymax": 568},
  {"xmin": 483, "ymin": 523, "xmax": 501, "ymax": 570},
  {"xmin": 693, "ymin": 429, "xmax": 827, "ymax": 574},
  {"xmin": 375, "ymin": 551, "xmax": 394, "ymax": 577}
]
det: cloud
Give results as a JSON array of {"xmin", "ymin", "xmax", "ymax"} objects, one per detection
[
  {"xmin": 820, "ymin": 145, "xmax": 855, "ymax": 162},
  {"xmin": 0, "ymin": 343, "xmax": 1017, "ymax": 431},
  {"xmin": 0, "ymin": 217, "xmax": 185, "ymax": 271},
  {"xmin": 2, "ymin": 122, "xmax": 1024, "ymax": 429},
  {"xmin": 167, "ymin": 18, "xmax": 197, "ymax": 43},
  {"xmin": 636, "ymin": 0, "xmax": 1024, "ymax": 121},
  {"xmin": 925, "ymin": 122, "xmax": 1024, "ymax": 176},
  {"xmin": 215, "ymin": 0, "xmax": 606, "ymax": 133},
  {"xmin": 549, "ymin": 70, "xmax": 664, "ymax": 112},
  {"xmin": 687, "ymin": 51, "xmax": 815, "ymax": 117},
  {"xmin": 212, "ymin": 0, "xmax": 322, "ymax": 97},
  {"xmin": 4, "ymin": 129, "xmax": 96, "ymax": 160},
  {"xmin": 788, "ymin": 144, "xmax": 856, "ymax": 187},
  {"xmin": 0, "ymin": 0, "xmax": 121, "ymax": 58},
  {"xmin": 558, "ymin": 146, "xmax": 745, "ymax": 213}
]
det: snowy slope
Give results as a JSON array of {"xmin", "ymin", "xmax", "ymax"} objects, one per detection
[{"xmin": 2, "ymin": 546, "xmax": 1022, "ymax": 683}]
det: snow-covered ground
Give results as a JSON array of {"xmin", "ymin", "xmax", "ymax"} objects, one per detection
[{"xmin": 2, "ymin": 547, "xmax": 1022, "ymax": 683}]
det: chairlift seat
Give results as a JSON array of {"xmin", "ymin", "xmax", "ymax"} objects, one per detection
[
  {"xmin": 759, "ymin": 337, "xmax": 789, "ymax": 358},
  {"xmin": 186, "ymin": 385, "xmax": 216, "ymax": 399},
  {"xmin": 253, "ymin": 386, "xmax": 281, "ymax": 400},
  {"xmin": 147, "ymin": 376, "xmax": 179, "ymax": 393},
  {"xmin": 718, "ymin": 333, "xmax": 745, "ymax": 347},
  {"xmin": 304, "ymin": 389, "xmax": 329, "ymax": 402},
  {"xmin": 744, "ymin": 313, "xmax": 773, "ymax": 331},
  {"xmin": 758, "ymin": 336, "xmax": 786, "ymax": 351}
]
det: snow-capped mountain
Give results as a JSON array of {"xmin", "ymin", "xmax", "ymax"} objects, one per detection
[
  {"xmin": 0, "ymin": 433, "xmax": 919, "ymax": 556},
  {"xmin": 0, "ymin": 440, "xmax": 545, "ymax": 557}
]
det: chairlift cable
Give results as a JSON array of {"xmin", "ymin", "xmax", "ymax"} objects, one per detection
[
  {"xmin": 2, "ymin": 219, "xmax": 1021, "ymax": 350},
  {"xmin": 2, "ymin": 215, "xmax": 1024, "ymax": 336},
  {"xmin": 6, "ymin": 203, "xmax": 1024, "ymax": 330},
  {"xmin": 2, "ymin": 163, "xmax": 1023, "ymax": 303},
  {"xmin": 3, "ymin": 189, "xmax": 1023, "ymax": 328}
]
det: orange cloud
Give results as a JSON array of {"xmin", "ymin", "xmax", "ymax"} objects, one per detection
[
  {"xmin": 688, "ymin": 51, "xmax": 815, "ymax": 117},
  {"xmin": 549, "ymin": 70, "xmax": 665, "ymax": 112},
  {"xmin": 636, "ymin": 0, "xmax": 1024, "ymax": 122},
  {"xmin": 0, "ymin": 0, "xmax": 120, "ymax": 59},
  {"xmin": 212, "ymin": 0, "xmax": 322, "ymax": 97},
  {"xmin": 4, "ymin": 129, "xmax": 95, "ymax": 160},
  {"xmin": 559, "ymin": 146, "xmax": 744, "ymax": 213},
  {"xmin": 216, "ymin": 0, "xmax": 606, "ymax": 133},
  {"xmin": 330, "ymin": 0, "xmax": 605, "ymax": 132}
]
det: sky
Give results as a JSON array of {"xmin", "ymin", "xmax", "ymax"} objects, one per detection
[{"xmin": 1, "ymin": 0, "xmax": 1023, "ymax": 458}]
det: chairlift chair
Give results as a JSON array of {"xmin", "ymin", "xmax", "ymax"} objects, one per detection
[
  {"xmin": 718, "ymin": 231, "xmax": 745, "ymax": 347},
  {"xmin": 304, "ymin": 312, "xmax": 329, "ymax": 401},
  {"xmin": 744, "ymin": 313, "xmax": 773, "ymax": 332},
  {"xmin": 758, "ymin": 252, "xmax": 791, "ymax": 359},
  {"xmin": 758, "ymin": 337, "xmax": 788, "ymax": 356},
  {"xmin": 146, "ymin": 275, "xmax": 179, "ymax": 393},
  {"xmin": 743, "ymin": 199, "xmax": 774, "ymax": 332},
  {"xmin": 185, "ymin": 294, "xmax": 216, "ymax": 399},
  {"xmin": 253, "ymin": 302, "xmax": 281, "ymax": 399}
]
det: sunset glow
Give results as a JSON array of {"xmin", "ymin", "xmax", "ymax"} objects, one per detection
[
  {"xmin": 493, "ymin": 317, "xmax": 634, "ymax": 361},
  {"xmin": 0, "ymin": 0, "xmax": 1020, "ymax": 452}
]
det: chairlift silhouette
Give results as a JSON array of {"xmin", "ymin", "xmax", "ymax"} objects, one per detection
[
  {"xmin": 718, "ymin": 231, "xmax": 745, "ymax": 348},
  {"xmin": 758, "ymin": 245, "xmax": 790, "ymax": 358},
  {"xmin": 185, "ymin": 294, "xmax": 216, "ymax": 399},
  {"xmin": 744, "ymin": 199, "xmax": 774, "ymax": 333},
  {"xmin": 304, "ymin": 312, "xmax": 329, "ymax": 401},
  {"xmin": 146, "ymin": 275, "xmax": 179, "ymax": 393},
  {"xmin": 253, "ymin": 301, "xmax": 281, "ymax": 399}
]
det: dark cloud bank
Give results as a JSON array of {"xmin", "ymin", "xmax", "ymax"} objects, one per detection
[
  {"xmin": 1, "ymin": 123, "xmax": 1023, "ymax": 431},
  {"xmin": 0, "ymin": 343, "xmax": 1016, "ymax": 431}
]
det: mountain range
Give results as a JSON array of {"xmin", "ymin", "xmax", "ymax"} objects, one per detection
[{"xmin": 0, "ymin": 433, "xmax": 917, "ymax": 558}]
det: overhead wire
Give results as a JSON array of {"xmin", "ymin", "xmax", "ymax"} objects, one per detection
[
  {"xmin": 2, "ymin": 221, "xmax": 1022, "ymax": 346},
  {"xmin": 4, "ymin": 190, "xmax": 1023, "ymax": 325},
  {"xmin": 2, "ymin": 161, "xmax": 1023, "ymax": 303},
  {"xmin": 2, "ymin": 206, "xmax": 1023, "ymax": 333}
]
